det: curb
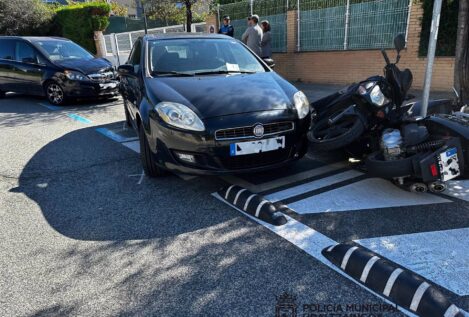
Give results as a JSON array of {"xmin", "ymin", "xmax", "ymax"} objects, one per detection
[
  {"xmin": 322, "ymin": 243, "xmax": 465, "ymax": 317},
  {"xmin": 218, "ymin": 185, "xmax": 287, "ymax": 226}
]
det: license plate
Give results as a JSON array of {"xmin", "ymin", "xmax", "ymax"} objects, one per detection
[
  {"xmin": 100, "ymin": 82, "xmax": 117, "ymax": 89},
  {"xmin": 230, "ymin": 136, "xmax": 285, "ymax": 156},
  {"xmin": 438, "ymin": 147, "xmax": 460, "ymax": 181}
]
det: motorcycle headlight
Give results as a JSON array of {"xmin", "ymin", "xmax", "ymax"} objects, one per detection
[
  {"xmin": 155, "ymin": 102, "xmax": 205, "ymax": 131},
  {"xmin": 293, "ymin": 91, "xmax": 310, "ymax": 119},
  {"xmin": 370, "ymin": 85, "xmax": 388, "ymax": 107},
  {"xmin": 64, "ymin": 70, "xmax": 89, "ymax": 81}
]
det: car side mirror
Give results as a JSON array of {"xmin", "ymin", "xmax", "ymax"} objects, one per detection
[
  {"xmin": 117, "ymin": 64, "xmax": 135, "ymax": 75},
  {"xmin": 394, "ymin": 33, "xmax": 406, "ymax": 54},
  {"xmin": 263, "ymin": 58, "xmax": 275, "ymax": 68}
]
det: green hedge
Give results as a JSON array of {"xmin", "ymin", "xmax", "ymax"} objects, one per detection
[
  {"xmin": 418, "ymin": 0, "xmax": 458, "ymax": 57},
  {"xmin": 55, "ymin": 2, "xmax": 111, "ymax": 54}
]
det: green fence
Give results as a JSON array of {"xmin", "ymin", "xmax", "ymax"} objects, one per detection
[{"xmin": 299, "ymin": 0, "xmax": 411, "ymax": 51}]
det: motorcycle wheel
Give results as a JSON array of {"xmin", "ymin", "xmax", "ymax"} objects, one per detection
[{"xmin": 308, "ymin": 114, "xmax": 365, "ymax": 151}]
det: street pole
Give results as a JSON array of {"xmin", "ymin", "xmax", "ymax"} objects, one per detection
[
  {"xmin": 421, "ymin": 0, "xmax": 443, "ymax": 117},
  {"xmin": 140, "ymin": 0, "xmax": 148, "ymax": 34}
]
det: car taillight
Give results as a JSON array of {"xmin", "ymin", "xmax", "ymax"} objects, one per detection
[{"xmin": 430, "ymin": 163, "xmax": 438, "ymax": 177}]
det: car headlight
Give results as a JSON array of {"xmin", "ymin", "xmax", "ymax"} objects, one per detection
[
  {"xmin": 370, "ymin": 85, "xmax": 388, "ymax": 107},
  {"xmin": 293, "ymin": 91, "xmax": 310, "ymax": 119},
  {"xmin": 155, "ymin": 102, "xmax": 205, "ymax": 131},
  {"xmin": 64, "ymin": 70, "xmax": 89, "ymax": 81}
]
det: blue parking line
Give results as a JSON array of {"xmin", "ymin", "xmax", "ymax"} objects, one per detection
[
  {"xmin": 67, "ymin": 113, "xmax": 92, "ymax": 124},
  {"xmin": 39, "ymin": 103, "xmax": 63, "ymax": 111},
  {"xmin": 96, "ymin": 127, "xmax": 132, "ymax": 142}
]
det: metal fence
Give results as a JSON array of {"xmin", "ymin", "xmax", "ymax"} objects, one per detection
[
  {"xmin": 218, "ymin": 0, "xmax": 288, "ymax": 52},
  {"xmin": 298, "ymin": 0, "xmax": 412, "ymax": 51}
]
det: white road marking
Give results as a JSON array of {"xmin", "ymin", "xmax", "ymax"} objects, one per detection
[
  {"xmin": 444, "ymin": 180, "xmax": 469, "ymax": 202},
  {"xmin": 233, "ymin": 189, "xmax": 247, "ymax": 205},
  {"xmin": 122, "ymin": 140, "xmax": 140, "ymax": 153},
  {"xmin": 340, "ymin": 246, "xmax": 358, "ymax": 270},
  {"xmin": 356, "ymin": 227, "xmax": 469, "ymax": 296},
  {"xmin": 288, "ymin": 178, "xmax": 450, "ymax": 214},
  {"xmin": 243, "ymin": 194, "xmax": 256, "ymax": 211},
  {"xmin": 383, "ymin": 268, "xmax": 403, "ymax": 297},
  {"xmin": 225, "ymin": 185, "xmax": 236, "ymax": 200},
  {"xmin": 360, "ymin": 256, "xmax": 380, "ymax": 283},
  {"xmin": 255, "ymin": 200, "xmax": 269, "ymax": 217},
  {"xmin": 212, "ymin": 192, "xmax": 416, "ymax": 317},
  {"xmin": 137, "ymin": 170, "xmax": 144, "ymax": 185},
  {"xmin": 265, "ymin": 170, "xmax": 363, "ymax": 202},
  {"xmin": 444, "ymin": 304, "xmax": 463, "ymax": 317},
  {"xmin": 409, "ymin": 282, "xmax": 430, "ymax": 312}
]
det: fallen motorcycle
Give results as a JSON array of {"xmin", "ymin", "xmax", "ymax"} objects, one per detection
[{"xmin": 308, "ymin": 33, "xmax": 468, "ymax": 193}]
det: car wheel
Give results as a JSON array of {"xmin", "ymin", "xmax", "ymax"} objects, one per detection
[
  {"xmin": 308, "ymin": 113, "xmax": 365, "ymax": 151},
  {"xmin": 138, "ymin": 123, "xmax": 167, "ymax": 177},
  {"xmin": 45, "ymin": 81, "xmax": 66, "ymax": 105},
  {"xmin": 124, "ymin": 100, "xmax": 132, "ymax": 127}
]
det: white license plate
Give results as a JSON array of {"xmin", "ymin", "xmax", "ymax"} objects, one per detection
[
  {"xmin": 100, "ymin": 82, "xmax": 117, "ymax": 89},
  {"xmin": 230, "ymin": 136, "xmax": 285, "ymax": 156},
  {"xmin": 438, "ymin": 147, "xmax": 460, "ymax": 181}
]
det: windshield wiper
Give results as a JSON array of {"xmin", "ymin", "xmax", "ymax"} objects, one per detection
[
  {"xmin": 151, "ymin": 71, "xmax": 194, "ymax": 77},
  {"xmin": 192, "ymin": 70, "xmax": 256, "ymax": 75}
]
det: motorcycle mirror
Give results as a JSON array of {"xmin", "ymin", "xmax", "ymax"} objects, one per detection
[{"xmin": 394, "ymin": 33, "xmax": 406, "ymax": 53}]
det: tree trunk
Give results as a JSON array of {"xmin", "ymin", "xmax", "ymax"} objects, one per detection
[
  {"xmin": 455, "ymin": 0, "xmax": 469, "ymax": 102},
  {"xmin": 185, "ymin": 1, "xmax": 192, "ymax": 32}
]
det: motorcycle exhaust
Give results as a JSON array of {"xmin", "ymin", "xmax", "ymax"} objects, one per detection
[
  {"xmin": 409, "ymin": 182, "xmax": 428, "ymax": 193},
  {"xmin": 428, "ymin": 181, "xmax": 447, "ymax": 193}
]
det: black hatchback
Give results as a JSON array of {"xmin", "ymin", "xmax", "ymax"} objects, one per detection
[{"xmin": 0, "ymin": 36, "xmax": 119, "ymax": 105}]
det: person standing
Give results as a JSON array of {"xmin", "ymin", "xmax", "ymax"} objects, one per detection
[
  {"xmin": 260, "ymin": 20, "xmax": 272, "ymax": 59},
  {"xmin": 241, "ymin": 14, "xmax": 263, "ymax": 56},
  {"xmin": 218, "ymin": 16, "xmax": 234, "ymax": 37}
]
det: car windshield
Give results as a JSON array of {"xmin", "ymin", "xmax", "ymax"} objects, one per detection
[
  {"xmin": 148, "ymin": 38, "xmax": 266, "ymax": 76},
  {"xmin": 34, "ymin": 40, "xmax": 94, "ymax": 61}
]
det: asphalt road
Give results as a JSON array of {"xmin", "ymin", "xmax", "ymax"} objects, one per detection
[{"xmin": 1, "ymin": 92, "xmax": 468, "ymax": 317}]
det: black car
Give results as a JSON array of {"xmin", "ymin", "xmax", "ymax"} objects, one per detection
[
  {"xmin": 118, "ymin": 34, "xmax": 311, "ymax": 176},
  {"xmin": 0, "ymin": 36, "xmax": 119, "ymax": 105}
]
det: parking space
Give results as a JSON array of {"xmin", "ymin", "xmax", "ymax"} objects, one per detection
[{"xmin": 1, "ymin": 94, "xmax": 468, "ymax": 316}]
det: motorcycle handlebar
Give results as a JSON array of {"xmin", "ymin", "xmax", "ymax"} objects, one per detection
[{"xmin": 381, "ymin": 49, "xmax": 391, "ymax": 65}]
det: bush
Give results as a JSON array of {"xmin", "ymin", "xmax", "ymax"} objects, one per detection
[
  {"xmin": 55, "ymin": 2, "xmax": 111, "ymax": 54},
  {"xmin": 0, "ymin": 0, "xmax": 53, "ymax": 35}
]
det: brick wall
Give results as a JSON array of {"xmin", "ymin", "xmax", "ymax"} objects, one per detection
[{"xmin": 208, "ymin": 1, "xmax": 454, "ymax": 91}]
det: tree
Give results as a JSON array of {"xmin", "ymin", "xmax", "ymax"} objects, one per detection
[
  {"xmin": 109, "ymin": 1, "xmax": 128, "ymax": 17},
  {"xmin": 455, "ymin": 0, "xmax": 469, "ymax": 102},
  {"xmin": 143, "ymin": 0, "xmax": 210, "ymax": 30},
  {"xmin": 0, "ymin": 0, "xmax": 53, "ymax": 35}
]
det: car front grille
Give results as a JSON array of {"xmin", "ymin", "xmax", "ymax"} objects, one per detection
[
  {"xmin": 219, "ymin": 148, "xmax": 291, "ymax": 170},
  {"xmin": 88, "ymin": 71, "xmax": 115, "ymax": 83},
  {"xmin": 215, "ymin": 121, "xmax": 294, "ymax": 141}
]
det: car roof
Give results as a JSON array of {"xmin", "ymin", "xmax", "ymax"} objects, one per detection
[
  {"xmin": 142, "ymin": 33, "xmax": 232, "ymax": 41},
  {"xmin": 0, "ymin": 36, "xmax": 70, "ymax": 42}
]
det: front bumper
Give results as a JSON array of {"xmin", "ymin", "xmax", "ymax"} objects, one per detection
[
  {"xmin": 147, "ymin": 110, "xmax": 311, "ymax": 175},
  {"xmin": 61, "ymin": 79, "xmax": 120, "ymax": 98}
]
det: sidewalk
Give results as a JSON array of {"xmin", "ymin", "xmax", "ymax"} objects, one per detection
[{"xmin": 295, "ymin": 82, "xmax": 455, "ymax": 103}]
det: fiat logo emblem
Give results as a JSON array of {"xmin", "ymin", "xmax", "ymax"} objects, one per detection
[{"xmin": 253, "ymin": 124, "xmax": 264, "ymax": 138}]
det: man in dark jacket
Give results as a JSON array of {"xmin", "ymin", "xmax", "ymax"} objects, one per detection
[{"xmin": 218, "ymin": 16, "xmax": 234, "ymax": 37}]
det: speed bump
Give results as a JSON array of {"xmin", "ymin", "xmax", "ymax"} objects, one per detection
[
  {"xmin": 218, "ymin": 185, "xmax": 287, "ymax": 226},
  {"xmin": 322, "ymin": 243, "xmax": 465, "ymax": 317}
]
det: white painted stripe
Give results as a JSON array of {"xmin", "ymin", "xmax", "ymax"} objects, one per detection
[
  {"xmin": 254, "ymin": 162, "xmax": 348, "ymax": 192},
  {"xmin": 243, "ymin": 194, "xmax": 257, "ymax": 211},
  {"xmin": 233, "ymin": 189, "xmax": 247, "ymax": 205},
  {"xmin": 122, "ymin": 140, "xmax": 140, "ymax": 153},
  {"xmin": 255, "ymin": 200, "xmax": 269, "ymax": 218},
  {"xmin": 327, "ymin": 244, "xmax": 337, "ymax": 252},
  {"xmin": 356, "ymin": 227, "xmax": 469, "ymax": 296},
  {"xmin": 289, "ymin": 178, "xmax": 450, "ymax": 215},
  {"xmin": 410, "ymin": 282, "xmax": 430, "ymax": 312},
  {"xmin": 340, "ymin": 246, "xmax": 358, "ymax": 270},
  {"xmin": 444, "ymin": 304, "xmax": 462, "ymax": 317},
  {"xmin": 265, "ymin": 170, "xmax": 363, "ymax": 202},
  {"xmin": 360, "ymin": 256, "xmax": 380, "ymax": 283},
  {"xmin": 211, "ymin": 192, "xmax": 416, "ymax": 317},
  {"xmin": 383, "ymin": 268, "xmax": 403, "ymax": 297},
  {"xmin": 225, "ymin": 185, "xmax": 236, "ymax": 200}
]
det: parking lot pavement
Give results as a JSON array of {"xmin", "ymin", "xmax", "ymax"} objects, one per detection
[{"xmin": 1, "ymin": 94, "xmax": 468, "ymax": 316}]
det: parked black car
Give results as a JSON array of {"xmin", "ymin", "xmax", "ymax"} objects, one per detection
[
  {"xmin": 118, "ymin": 34, "xmax": 311, "ymax": 176},
  {"xmin": 0, "ymin": 36, "xmax": 119, "ymax": 105}
]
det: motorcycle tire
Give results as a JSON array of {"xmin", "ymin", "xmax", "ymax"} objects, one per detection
[
  {"xmin": 308, "ymin": 114, "xmax": 365, "ymax": 151},
  {"xmin": 365, "ymin": 151, "xmax": 417, "ymax": 178}
]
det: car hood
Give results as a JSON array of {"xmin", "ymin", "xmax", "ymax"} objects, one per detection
[
  {"xmin": 146, "ymin": 72, "xmax": 296, "ymax": 119},
  {"xmin": 53, "ymin": 58, "xmax": 113, "ymax": 75}
]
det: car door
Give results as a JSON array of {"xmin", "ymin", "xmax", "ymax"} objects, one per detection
[
  {"xmin": 0, "ymin": 39, "xmax": 18, "ymax": 92},
  {"xmin": 123, "ymin": 39, "xmax": 143, "ymax": 121},
  {"xmin": 14, "ymin": 40, "xmax": 46, "ymax": 95}
]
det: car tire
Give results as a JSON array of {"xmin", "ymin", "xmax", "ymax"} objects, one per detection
[
  {"xmin": 124, "ymin": 100, "xmax": 132, "ymax": 127},
  {"xmin": 45, "ymin": 81, "xmax": 66, "ymax": 106},
  {"xmin": 308, "ymin": 113, "xmax": 365, "ymax": 151},
  {"xmin": 138, "ymin": 123, "xmax": 166, "ymax": 177}
]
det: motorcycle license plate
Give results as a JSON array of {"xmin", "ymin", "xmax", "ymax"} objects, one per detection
[
  {"xmin": 230, "ymin": 136, "xmax": 285, "ymax": 156},
  {"xmin": 438, "ymin": 147, "xmax": 460, "ymax": 181}
]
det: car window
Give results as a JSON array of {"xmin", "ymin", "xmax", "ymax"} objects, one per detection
[
  {"xmin": 147, "ymin": 38, "xmax": 266, "ymax": 76},
  {"xmin": 128, "ymin": 40, "xmax": 142, "ymax": 72},
  {"xmin": 16, "ymin": 41, "xmax": 38, "ymax": 64},
  {"xmin": 34, "ymin": 40, "xmax": 94, "ymax": 61},
  {"xmin": 0, "ymin": 40, "xmax": 15, "ymax": 60}
]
